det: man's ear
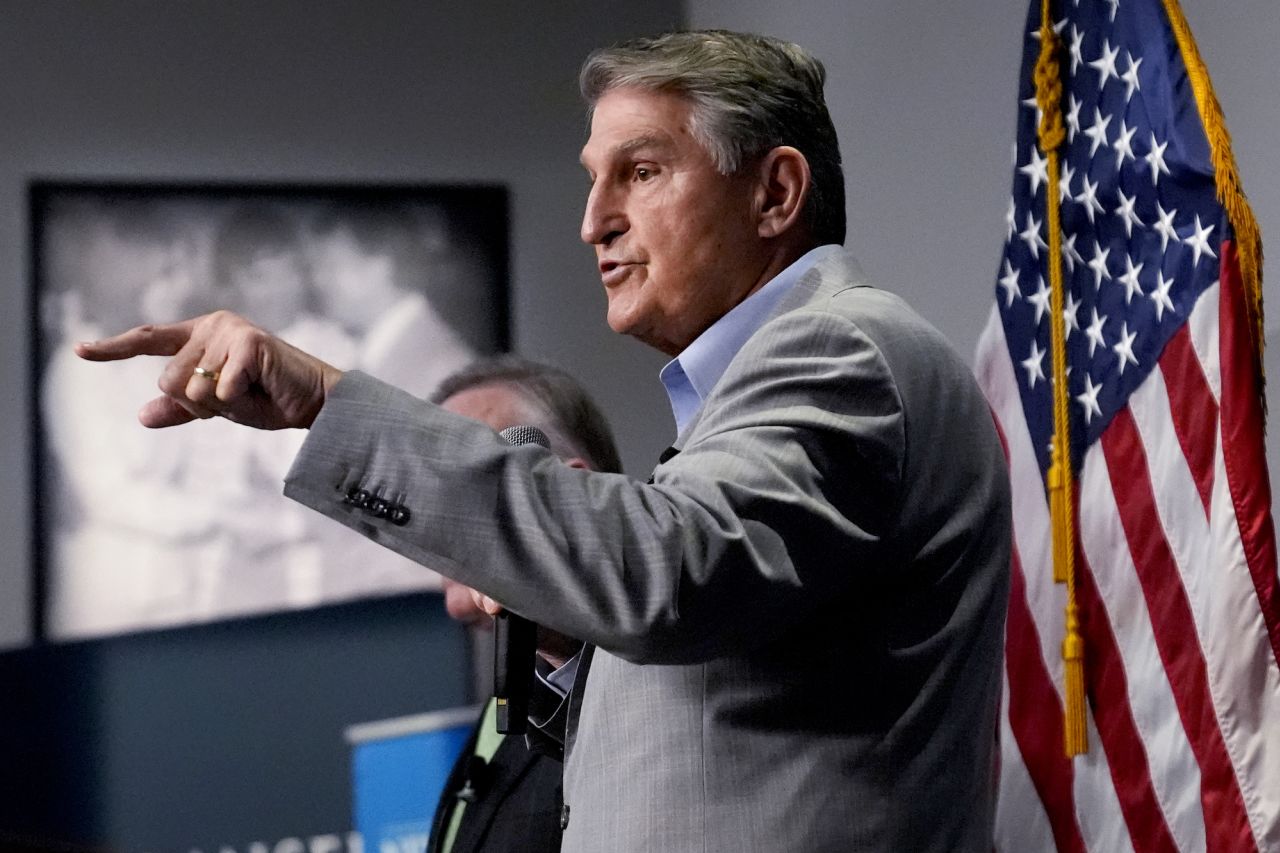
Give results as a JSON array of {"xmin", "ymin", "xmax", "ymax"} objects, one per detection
[{"xmin": 754, "ymin": 146, "xmax": 811, "ymax": 240}]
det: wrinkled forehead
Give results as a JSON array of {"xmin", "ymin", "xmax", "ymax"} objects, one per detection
[
  {"xmin": 579, "ymin": 131, "xmax": 680, "ymax": 171},
  {"xmin": 579, "ymin": 88, "xmax": 697, "ymax": 169}
]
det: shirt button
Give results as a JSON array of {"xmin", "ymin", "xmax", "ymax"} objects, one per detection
[{"xmin": 559, "ymin": 802, "xmax": 570, "ymax": 830}]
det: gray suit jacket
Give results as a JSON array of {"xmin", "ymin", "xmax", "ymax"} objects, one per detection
[{"xmin": 285, "ymin": 250, "xmax": 1011, "ymax": 852}]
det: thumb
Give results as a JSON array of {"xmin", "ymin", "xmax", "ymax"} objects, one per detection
[{"xmin": 138, "ymin": 396, "xmax": 199, "ymax": 429}]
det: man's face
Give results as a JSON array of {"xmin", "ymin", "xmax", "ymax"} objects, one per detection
[{"xmin": 579, "ymin": 87, "xmax": 767, "ymax": 356}]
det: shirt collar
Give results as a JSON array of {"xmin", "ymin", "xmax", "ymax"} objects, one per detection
[{"xmin": 660, "ymin": 244, "xmax": 841, "ymax": 434}]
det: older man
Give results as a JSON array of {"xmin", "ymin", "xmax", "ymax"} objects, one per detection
[{"xmin": 80, "ymin": 30, "xmax": 1010, "ymax": 852}]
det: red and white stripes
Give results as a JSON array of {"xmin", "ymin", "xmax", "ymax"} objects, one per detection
[{"xmin": 977, "ymin": 252, "xmax": 1280, "ymax": 851}]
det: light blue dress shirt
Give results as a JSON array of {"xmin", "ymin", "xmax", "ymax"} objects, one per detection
[{"xmin": 659, "ymin": 245, "xmax": 841, "ymax": 434}]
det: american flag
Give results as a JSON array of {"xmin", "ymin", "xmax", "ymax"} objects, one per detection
[{"xmin": 974, "ymin": 1, "xmax": 1280, "ymax": 850}]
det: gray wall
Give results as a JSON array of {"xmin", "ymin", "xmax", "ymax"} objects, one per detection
[{"xmin": 0, "ymin": 0, "xmax": 682, "ymax": 649}]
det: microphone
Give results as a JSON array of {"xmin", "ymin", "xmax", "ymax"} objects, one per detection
[{"xmin": 493, "ymin": 425, "xmax": 550, "ymax": 735}]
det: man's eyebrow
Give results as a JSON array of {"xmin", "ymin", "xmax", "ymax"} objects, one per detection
[
  {"xmin": 615, "ymin": 133, "xmax": 674, "ymax": 155},
  {"xmin": 581, "ymin": 132, "xmax": 676, "ymax": 167}
]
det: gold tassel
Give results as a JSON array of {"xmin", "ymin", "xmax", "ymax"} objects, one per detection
[
  {"xmin": 1063, "ymin": 602, "xmax": 1088, "ymax": 754},
  {"xmin": 1048, "ymin": 459, "xmax": 1068, "ymax": 583},
  {"xmin": 1034, "ymin": 1, "xmax": 1087, "ymax": 757}
]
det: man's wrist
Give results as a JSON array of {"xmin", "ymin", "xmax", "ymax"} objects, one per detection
[
  {"xmin": 321, "ymin": 365, "xmax": 345, "ymax": 399},
  {"xmin": 305, "ymin": 365, "xmax": 345, "ymax": 428}
]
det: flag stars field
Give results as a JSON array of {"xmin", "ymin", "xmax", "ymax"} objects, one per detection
[
  {"xmin": 1085, "ymin": 308, "xmax": 1108, "ymax": 357},
  {"xmin": 1114, "ymin": 189, "xmax": 1142, "ymax": 236},
  {"xmin": 1150, "ymin": 271, "xmax": 1176, "ymax": 322},
  {"xmin": 1118, "ymin": 255, "xmax": 1144, "ymax": 304},
  {"xmin": 1087, "ymin": 241, "xmax": 1111, "ymax": 289},
  {"xmin": 1184, "ymin": 215, "xmax": 1216, "ymax": 267},
  {"xmin": 1028, "ymin": 275, "xmax": 1052, "ymax": 325},
  {"xmin": 1076, "ymin": 175, "xmax": 1105, "ymax": 223},
  {"xmin": 1120, "ymin": 52, "xmax": 1143, "ymax": 101},
  {"xmin": 1145, "ymin": 133, "xmax": 1170, "ymax": 184},
  {"xmin": 1064, "ymin": 292, "xmax": 1083, "ymax": 341},
  {"xmin": 1062, "ymin": 232, "xmax": 1085, "ymax": 274},
  {"xmin": 1020, "ymin": 212, "xmax": 1048, "ymax": 258},
  {"xmin": 1083, "ymin": 108, "xmax": 1112, "ymax": 157},
  {"xmin": 998, "ymin": 4, "xmax": 1218, "ymax": 438},
  {"xmin": 1059, "ymin": 162, "xmax": 1077, "ymax": 203},
  {"xmin": 1154, "ymin": 202, "xmax": 1179, "ymax": 252},
  {"xmin": 1112, "ymin": 120, "xmax": 1137, "ymax": 170},
  {"xmin": 1075, "ymin": 373, "xmax": 1104, "ymax": 424},
  {"xmin": 1088, "ymin": 37, "xmax": 1120, "ymax": 89},
  {"xmin": 1070, "ymin": 25, "xmax": 1086, "ymax": 73},
  {"xmin": 1000, "ymin": 260, "xmax": 1022, "ymax": 307},
  {"xmin": 1111, "ymin": 321, "xmax": 1139, "ymax": 374},
  {"xmin": 1023, "ymin": 340, "xmax": 1047, "ymax": 388},
  {"xmin": 1021, "ymin": 146, "xmax": 1050, "ymax": 195}
]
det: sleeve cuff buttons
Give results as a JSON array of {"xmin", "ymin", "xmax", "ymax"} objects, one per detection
[{"xmin": 342, "ymin": 486, "xmax": 411, "ymax": 526}]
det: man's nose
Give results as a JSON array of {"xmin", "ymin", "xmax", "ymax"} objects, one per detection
[{"xmin": 580, "ymin": 182, "xmax": 626, "ymax": 247}]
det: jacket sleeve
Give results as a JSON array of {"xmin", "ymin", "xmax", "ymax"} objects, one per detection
[{"xmin": 283, "ymin": 304, "xmax": 906, "ymax": 664}]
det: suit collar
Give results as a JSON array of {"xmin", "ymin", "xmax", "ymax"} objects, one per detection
[
  {"xmin": 669, "ymin": 247, "xmax": 869, "ymax": 446},
  {"xmin": 659, "ymin": 244, "xmax": 844, "ymax": 435},
  {"xmin": 770, "ymin": 245, "xmax": 869, "ymax": 318}
]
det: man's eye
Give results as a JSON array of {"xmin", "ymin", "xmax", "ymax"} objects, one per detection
[{"xmin": 634, "ymin": 166, "xmax": 655, "ymax": 181}]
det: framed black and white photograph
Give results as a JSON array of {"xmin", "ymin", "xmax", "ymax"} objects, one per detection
[{"xmin": 32, "ymin": 181, "xmax": 508, "ymax": 641}]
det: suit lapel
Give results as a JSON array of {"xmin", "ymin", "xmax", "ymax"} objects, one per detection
[
  {"xmin": 448, "ymin": 734, "xmax": 546, "ymax": 852},
  {"xmin": 428, "ymin": 720, "xmax": 482, "ymax": 853},
  {"xmin": 563, "ymin": 642, "xmax": 595, "ymax": 760}
]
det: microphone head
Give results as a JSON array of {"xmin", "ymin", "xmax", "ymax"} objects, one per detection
[{"xmin": 499, "ymin": 424, "xmax": 551, "ymax": 449}]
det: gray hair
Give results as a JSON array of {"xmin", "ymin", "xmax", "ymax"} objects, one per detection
[
  {"xmin": 580, "ymin": 29, "xmax": 846, "ymax": 246},
  {"xmin": 431, "ymin": 355, "xmax": 624, "ymax": 475}
]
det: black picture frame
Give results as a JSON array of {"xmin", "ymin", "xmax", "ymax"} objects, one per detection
[{"xmin": 30, "ymin": 180, "xmax": 509, "ymax": 641}]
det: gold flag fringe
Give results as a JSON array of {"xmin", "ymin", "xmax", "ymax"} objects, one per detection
[{"xmin": 1161, "ymin": 0, "xmax": 1266, "ymax": 410}]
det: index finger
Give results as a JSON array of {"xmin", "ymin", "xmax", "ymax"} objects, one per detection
[{"xmin": 75, "ymin": 319, "xmax": 197, "ymax": 362}]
